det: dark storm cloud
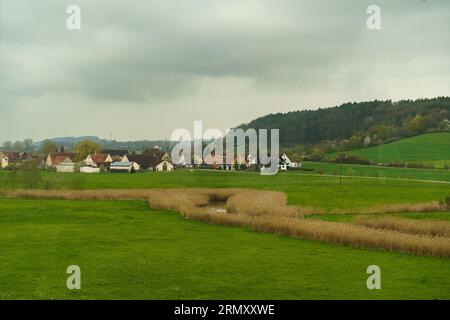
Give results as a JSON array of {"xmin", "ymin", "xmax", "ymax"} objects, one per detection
[{"xmin": 0, "ymin": 0, "xmax": 449, "ymax": 141}]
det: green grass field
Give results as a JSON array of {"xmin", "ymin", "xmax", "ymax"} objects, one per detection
[
  {"xmin": 1, "ymin": 170, "xmax": 449, "ymax": 299},
  {"xmin": 301, "ymin": 161, "xmax": 450, "ymax": 182},
  {"xmin": 1, "ymin": 198, "xmax": 449, "ymax": 300},
  {"xmin": 327, "ymin": 132, "xmax": 450, "ymax": 167},
  {"xmin": 1, "ymin": 169, "xmax": 450, "ymax": 209}
]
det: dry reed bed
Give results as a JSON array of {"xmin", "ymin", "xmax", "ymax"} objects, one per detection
[
  {"xmin": 328, "ymin": 201, "xmax": 447, "ymax": 215},
  {"xmin": 249, "ymin": 216, "xmax": 450, "ymax": 258},
  {"xmin": 0, "ymin": 189, "xmax": 301, "ymax": 217},
  {"xmin": 2, "ymin": 189, "xmax": 450, "ymax": 258},
  {"xmin": 1, "ymin": 190, "xmax": 446, "ymax": 215},
  {"xmin": 146, "ymin": 188, "xmax": 300, "ymax": 218},
  {"xmin": 145, "ymin": 194, "xmax": 450, "ymax": 258},
  {"xmin": 0, "ymin": 189, "xmax": 154, "ymax": 201},
  {"xmin": 353, "ymin": 216, "xmax": 450, "ymax": 238},
  {"xmin": 144, "ymin": 190, "xmax": 450, "ymax": 258}
]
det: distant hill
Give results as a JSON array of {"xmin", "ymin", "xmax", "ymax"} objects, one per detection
[
  {"xmin": 327, "ymin": 132, "xmax": 450, "ymax": 168},
  {"xmin": 240, "ymin": 97, "xmax": 450, "ymax": 148},
  {"xmin": 36, "ymin": 136, "xmax": 175, "ymax": 153},
  {"xmin": 40, "ymin": 136, "xmax": 102, "ymax": 146}
]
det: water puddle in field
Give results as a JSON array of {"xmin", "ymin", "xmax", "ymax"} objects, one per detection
[{"xmin": 206, "ymin": 200, "xmax": 229, "ymax": 214}]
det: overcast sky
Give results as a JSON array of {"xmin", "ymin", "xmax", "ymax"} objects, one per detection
[{"xmin": 0, "ymin": 0, "xmax": 449, "ymax": 142}]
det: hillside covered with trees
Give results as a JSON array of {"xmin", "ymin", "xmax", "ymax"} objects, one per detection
[{"xmin": 240, "ymin": 97, "xmax": 450, "ymax": 160}]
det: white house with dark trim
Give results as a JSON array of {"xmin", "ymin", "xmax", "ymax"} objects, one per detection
[
  {"xmin": 156, "ymin": 160, "xmax": 174, "ymax": 172},
  {"xmin": 85, "ymin": 154, "xmax": 113, "ymax": 168},
  {"xmin": 278, "ymin": 153, "xmax": 301, "ymax": 171}
]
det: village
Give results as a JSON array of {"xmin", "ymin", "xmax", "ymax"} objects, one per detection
[{"xmin": 0, "ymin": 144, "xmax": 301, "ymax": 174}]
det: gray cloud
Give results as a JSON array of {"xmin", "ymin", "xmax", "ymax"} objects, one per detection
[{"xmin": 0, "ymin": 0, "xmax": 449, "ymax": 141}]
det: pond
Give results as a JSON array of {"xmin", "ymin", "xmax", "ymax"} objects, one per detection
[{"xmin": 206, "ymin": 200, "xmax": 229, "ymax": 214}]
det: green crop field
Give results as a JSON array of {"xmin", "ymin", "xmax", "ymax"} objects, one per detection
[
  {"xmin": 0, "ymin": 170, "xmax": 450, "ymax": 299},
  {"xmin": 327, "ymin": 133, "xmax": 450, "ymax": 167}
]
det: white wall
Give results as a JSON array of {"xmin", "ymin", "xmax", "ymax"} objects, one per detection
[
  {"xmin": 1, "ymin": 157, "xmax": 9, "ymax": 169},
  {"xmin": 55, "ymin": 164, "xmax": 76, "ymax": 173},
  {"xmin": 80, "ymin": 166, "xmax": 100, "ymax": 173}
]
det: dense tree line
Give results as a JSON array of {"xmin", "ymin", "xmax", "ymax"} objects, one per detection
[{"xmin": 241, "ymin": 97, "xmax": 450, "ymax": 158}]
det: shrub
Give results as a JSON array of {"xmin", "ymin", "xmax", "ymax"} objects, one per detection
[
  {"xmin": 385, "ymin": 161, "xmax": 406, "ymax": 168},
  {"xmin": 327, "ymin": 154, "xmax": 372, "ymax": 165},
  {"xmin": 443, "ymin": 197, "xmax": 450, "ymax": 211},
  {"xmin": 406, "ymin": 162, "xmax": 435, "ymax": 169}
]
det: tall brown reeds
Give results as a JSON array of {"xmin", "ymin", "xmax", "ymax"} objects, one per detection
[
  {"xmin": 2, "ymin": 188, "xmax": 450, "ymax": 258},
  {"xmin": 353, "ymin": 216, "xmax": 450, "ymax": 238},
  {"xmin": 338, "ymin": 202, "xmax": 447, "ymax": 215}
]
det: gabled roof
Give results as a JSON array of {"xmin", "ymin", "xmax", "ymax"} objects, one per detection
[
  {"xmin": 126, "ymin": 149, "xmax": 164, "ymax": 168},
  {"xmin": 53, "ymin": 156, "xmax": 73, "ymax": 165},
  {"xmin": 48, "ymin": 152, "xmax": 76, "ymax": 164},
  {"xmin": 89, "ymin": 154, "xmax": 111, "ymax": 164},
  {"xmin": 1, "ymin": 152, "xmax": 21, "ymax": 160},
  {"xmin": 281, "ymin": 153, "xmax": 292, "ymax": 163}
]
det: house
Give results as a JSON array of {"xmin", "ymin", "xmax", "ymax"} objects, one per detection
[
  {"xmin": 161, "ymin": 152, "xmax": 171, "ymax": 162},
  {"xmin": 281, "ymin": 153, "xmax": 301, "ymax": 169},
  {"xmin": 155, "ymin": 160, "xmax": 174, "ymax": 172},
  {"xmin": 203, "ymin": 154, "xmax": 224, "ymax": 169},
  {"xmin": 278, "ymin": 153, "xmax": 301, "ymax": 171},
  {"xmin": 85, "ymin": 154, "xmax": 113, "ymax": 169},
  {"xmin": 54, "ymin": 157, "xmax": 77, "ymax": 173},
  {"xmin": 1, "ymin": 152, "xmax": 25, "ymax": 169},
  {"xmin": 110, "ymin": 161, "xmax": 139, "ymax": 173},
  {"xmin": 193, "ymin": 154, "xmax": 203, "ymax": 167},
  {"xmin": 178, "ymin": 153, "xmax": 203, "ymax": 168},
  {"xmin": 278, "ymin": 157, "xmax": 288, "ymax": 171},
  {"xmin": 25, "ymin": 154, "xmax": 47, "ymax": 168},
  {"xmin": 122, "ymin": 149, "xmax": 164, "ymax": 171},
  {"xmin": 46, "ymin": 152, "xmax": 76, "ymax": 168},
  {"xmin": 0, "ymin": 154, "xmax": 9, "ymax": 169},
  {"xmin": 247, "ymin": 154, "xmax": 257, "ymax": 166}
]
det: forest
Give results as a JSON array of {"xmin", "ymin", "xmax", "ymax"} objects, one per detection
[{"xmin": 240, "ymin": 97, "xmax": 450, "ymax": 160}]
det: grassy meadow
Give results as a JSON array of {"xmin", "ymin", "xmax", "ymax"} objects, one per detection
[
  {"xmin": 301, "ymin": 161, "xmax": 450, "ymax": 182},
  {"xmin": 1, "ymin": 198, "xmax": 450, "ymax": 300},
  {"xmin": 0, "ymin": 168, "xmax": 449, "ymax": 299},
  {"xmin": 326, "ymin": 132, "xmax": 450, "ymax": 167},
  {"xmin": 1, "ymin": 169, "xmax": 449, "ymax": 210}
]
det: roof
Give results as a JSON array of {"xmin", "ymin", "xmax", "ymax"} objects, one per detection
[
  {"xmin": 126, "ymin": 150, "xmax": 164, "ymax": 168},
  {"xmin": 89, "ymin": 154, "xmax": 111, "ymax": 164},
  {"xmin": 53, "ymin": 156, "xmax": 73, "ymax": 165},
  {"xmin": 1, "ymin": 152, "xmax": 26, "ymax": 160},
  {"xmin": 48, "ymin": 152, "xmax": 76, "ymax": 163},
  {"xmin": 111, "ymin": 161, "xmax": 133, "ymax": 167}
]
